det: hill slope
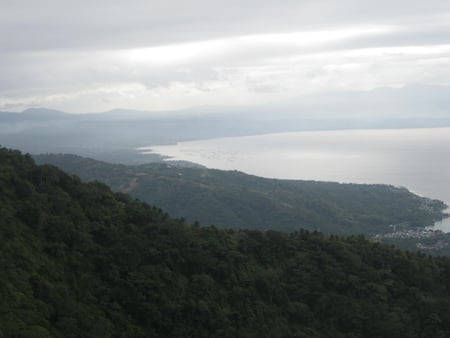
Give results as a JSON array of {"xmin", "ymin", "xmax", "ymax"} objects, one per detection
[
  {"xmin": 3, "ymin": 147, "xmax": 450, "ymax": 336},
  {"xmin": 34, "ymin": 153, "xmax": 447, "ymax": 235}
]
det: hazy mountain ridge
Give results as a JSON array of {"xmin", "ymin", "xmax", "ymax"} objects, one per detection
[
  {"xmin": 3, "ymin": 147, "xmax": 450, "ymax": 337},
  {"xmin": 34, "ymin": 153, "xmax": 447, "ymax": 235},
  {"xmin": 1, "ymin": 107, "xmax": 310, "ymax": 164},
  {"xmin": 3, "ymin": 85, "xmax": 450, "ymax": 164}
]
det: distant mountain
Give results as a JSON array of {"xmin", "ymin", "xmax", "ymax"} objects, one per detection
[
  {"xmin": 34, "ymin": 153, "xmax": 447, "ymax": 235},
  {"xmin": 0, "ymin": 108, "xmax": 70, "ymax": 122},
  {"xmin": 4, "ymin": 146, "xmax": 450, "ymax": 337},
  {"xmin": 22, "ymin": 107, "xmax": 66, "ymax": 117},
  {"xmin": 1, "ymin": 107, "xmax": 314, "ymax": 164},
  {"xmin": 4, "ymin": 85, "xmax": 450, "ymax": 164}
]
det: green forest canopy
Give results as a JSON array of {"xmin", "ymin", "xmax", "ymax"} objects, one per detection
[
  {"xmin": 2, "ymin": 147, "xmax": 450, "ymax": 337},
  {"xmin": 34, "ymin": 153, "xmax": 447, "ymax": 235}
]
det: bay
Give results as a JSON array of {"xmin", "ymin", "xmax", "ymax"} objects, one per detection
[{"xmin": 141, "ymin": 127, "xmax": 450, "ymax": 231}]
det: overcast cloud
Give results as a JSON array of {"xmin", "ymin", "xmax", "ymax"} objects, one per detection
[{"xmin": 1, "ymin": 0, "xmax": 450, "ymax": 114}]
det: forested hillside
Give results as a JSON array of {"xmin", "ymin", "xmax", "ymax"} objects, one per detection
[
  {"xmin": 34, "ymin": 153, "xmax": 447, "ymax": 235},
  {"xmin": 2, "ymin": 147, "xmax": 450, "ymax": 337}
]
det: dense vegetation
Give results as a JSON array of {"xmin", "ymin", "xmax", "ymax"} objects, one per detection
[
  {"xmin": 2, "ymin": 147, "xmax": 450, "ymax": 337},
  {"xmin": 34, "ymin": 153, "xmax": 447, "ymax": 235}
]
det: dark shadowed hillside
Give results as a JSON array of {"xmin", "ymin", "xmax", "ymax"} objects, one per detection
[
  {"xmin": 34, "ymin": 153, "xmax": 447, "ymax": 235},
  {"xmin": 3, "ymin": 147, "xmax": 450, "ymax": 337}
]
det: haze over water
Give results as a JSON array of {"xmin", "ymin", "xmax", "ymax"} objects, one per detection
[{"xmin": 143, "ymin": 127, "xmax": 450, "ymax": 231}]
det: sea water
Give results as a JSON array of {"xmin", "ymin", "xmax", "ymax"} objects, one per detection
[{"xmin": 141, "ymin": 127, "xmax": 450, "ymax": 231}]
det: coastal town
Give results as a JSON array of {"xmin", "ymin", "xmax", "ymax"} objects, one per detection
[{"xmin": 373, "ymin": 227, "xmax": 450, "ymax": 252}]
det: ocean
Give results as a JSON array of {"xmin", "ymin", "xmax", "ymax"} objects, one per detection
[{"xmin": 141, "ymin": 127, "xmax": 450, "ymax": 231}]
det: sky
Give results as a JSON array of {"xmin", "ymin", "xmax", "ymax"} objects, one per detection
[{"xmin": 1, "ymin": 0, "xmax": 450, "ymax": 115}]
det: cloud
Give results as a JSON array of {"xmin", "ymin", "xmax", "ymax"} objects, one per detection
[
  {"xmin": 1, "ymin": 0, "xmax": 450, "ymax": 113},
  {"xmin": 2, "ymin": 0, "xmax": 449, "ymax": 51}
]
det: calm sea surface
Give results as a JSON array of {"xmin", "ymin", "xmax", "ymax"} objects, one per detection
[{"xmin": 141, "ymin": 128, "xmax": 450, "ymax": 231}]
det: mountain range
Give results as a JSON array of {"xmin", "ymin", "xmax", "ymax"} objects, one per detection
[{"xmin": 3, "ymin": 86, "xmax": 450, "ymax": 165}]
